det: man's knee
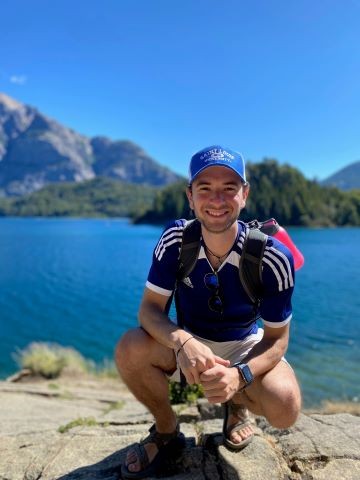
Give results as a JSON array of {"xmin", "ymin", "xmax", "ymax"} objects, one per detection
[
  {"xmin": 266, "ymin": 384, "xmax": 301, "ymax": 429},
  {"xmin": 115, "ymin": 327, "xmax": 149, "ymax": 374}
]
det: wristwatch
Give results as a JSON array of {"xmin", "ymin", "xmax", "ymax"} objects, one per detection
[{"xmin": 232, "ymin": 362, "xmax": 254, "ymax": 389}]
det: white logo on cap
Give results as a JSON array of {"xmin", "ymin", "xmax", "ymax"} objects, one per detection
[{"xmin": 200, "ymin": 148, "xmax": 235, "ymax": 163}]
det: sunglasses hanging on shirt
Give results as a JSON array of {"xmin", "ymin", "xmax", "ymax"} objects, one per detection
[{"xmin": 204, "ymin": 272, "xmax": 223, "ymax": 314}]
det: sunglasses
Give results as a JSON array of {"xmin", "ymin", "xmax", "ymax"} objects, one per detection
[{"xmin": 204, "ymin": 272, "xmax": 223, "ymax": 313}]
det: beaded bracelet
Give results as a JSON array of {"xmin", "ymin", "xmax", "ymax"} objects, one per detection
[{"xmin": 175, "ymin": 336, "xmax": 194, "ymax": 358}]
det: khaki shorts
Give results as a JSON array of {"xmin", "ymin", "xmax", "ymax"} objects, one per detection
[{"xmin": 170, "ymin": 328, "xmax": 277, "ymax": 382}]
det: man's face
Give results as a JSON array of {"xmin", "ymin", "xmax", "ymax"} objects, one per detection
[{"xmin": 186, "ymin": 166, "xmax": 249, "ymax": 234}]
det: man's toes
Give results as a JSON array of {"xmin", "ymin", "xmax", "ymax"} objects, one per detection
[
  {"xmin": 230, "ymin": 432, "xmax": 241, "ymax": 443},
  {"xmin": 126, "ymin": 451, "xmax": 135, "ymax": 460},
  {"xmin": 126, "ymin": 451, "xmax": 136, "ymax": 463},
  {"xmin": 230, "ymin": 430, "xmax": 244, "ymax": 442},
  {"xmin": 128, "ymin": 460, "xmax": 140, "ymax": 473},
  {"xmin": 231, "ymin": 426, "xmax": 253, "ymax": 443},
  {"xmin": 242, "ymin": 426, "xmax": 253, "ymax": 438},
  {"xmin": 125, "ymin": 451, "xmax": 140, "ymax": 471}
]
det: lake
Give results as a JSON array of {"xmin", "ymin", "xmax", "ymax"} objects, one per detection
[{"xmin": 0, "ymin": 217, "xmax": 359, "ymax": 407}]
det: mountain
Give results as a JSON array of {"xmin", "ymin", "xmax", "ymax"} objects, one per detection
[
  {"xmin": 0, "ymin": 93, "xmax": 182, "ymax": 196},
  {"xmin": 321, "ymin": 161, "xmax": 360, "ymax": 191}
]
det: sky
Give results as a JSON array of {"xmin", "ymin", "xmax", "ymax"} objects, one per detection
[{"xmin": 1, "ymin": 0, "xmax": 359, "ymax": 181}]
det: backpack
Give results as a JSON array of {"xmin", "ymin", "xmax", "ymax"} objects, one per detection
[{"xmin": 176, "ymin": 218, "xmax": 278, "ymax": 306}]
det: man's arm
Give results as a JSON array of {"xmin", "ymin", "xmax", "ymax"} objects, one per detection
[
  {"xmin": 138, "ymin": 287, "xmax": 190, "ymax": 350},
  {"xmin": 139, "ymin": 287, "xmax": 230, "ymax": 384},
  {"xmin": 243, "ymin": 323, "xmax": 290, "ymax": 379}
]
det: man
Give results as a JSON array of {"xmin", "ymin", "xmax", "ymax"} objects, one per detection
[{"xmin": 116, "ymin": 145, "xmax": 301, "ymax": 479}]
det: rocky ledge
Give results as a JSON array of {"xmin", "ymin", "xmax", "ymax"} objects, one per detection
[{"xmin": 0, "ymin": 376, "xmax": 359, "ymax": 480}]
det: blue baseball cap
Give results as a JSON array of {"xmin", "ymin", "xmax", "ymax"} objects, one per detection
[{"xmin": 189, "ymin": 145, "xmax": 246, "ymax": 184}]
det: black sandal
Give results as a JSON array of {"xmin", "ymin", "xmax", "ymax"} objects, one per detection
[
  {"xmin": 121, "ymin": 423, "xmax": 186, "ymax": 479},
  {"xmin": 222, "ymin": 401, "xmax": 254, "ymax": 451}
]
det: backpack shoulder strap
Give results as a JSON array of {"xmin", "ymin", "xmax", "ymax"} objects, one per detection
[
  {"xmin": 239, "ymin": 226, "xmax": 268, "ymax": 304},
  {"xmin": 175, "ymin": 218, "xmax": 201, "ymax": 335},
  {"xmin": 177, "ymin": 218, "xmax": 202, "ymax": 281}
]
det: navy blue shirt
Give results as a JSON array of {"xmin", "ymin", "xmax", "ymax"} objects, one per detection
[{"xmin": 146, "ymin": 219, "xmax": 294, "ymax": 341}]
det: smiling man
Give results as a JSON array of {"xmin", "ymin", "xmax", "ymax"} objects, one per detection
[{"xmin": 116, "ymin": 145, "xmax": 301, "ymax": 479}]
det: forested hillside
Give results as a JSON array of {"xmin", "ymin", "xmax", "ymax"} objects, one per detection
[
  {"xmin": 1, "ymin": 159, "xmax": 359, "ymax": 225},
  {"xmin": 132, "ymin": 159, "xmax": 360, "ymax": 227},
  {"xmin": 0, "ymin": 177, "xmax": 156, "ymax": 218}
]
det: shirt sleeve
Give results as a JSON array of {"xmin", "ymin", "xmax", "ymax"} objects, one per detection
[
  {"xmin": 259, "ymin": 236, "xmax": 295, "ymax": 327},
  {"xmin": 145, "ymin": 220, "xmax": 186, "ymax": 297}
]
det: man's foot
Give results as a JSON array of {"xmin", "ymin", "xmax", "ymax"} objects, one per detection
[
  {"xmin": 122, "ymin": 424, "xmax": 185, "ymax": 479},
  {"xmin": 222, "ymin": 401, "xmax": 254, "ymax": 450},
  {"xmin": 125, "ymin": 442, "xmax": 157, "ymax": 474}
]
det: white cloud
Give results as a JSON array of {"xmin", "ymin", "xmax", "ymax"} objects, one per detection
[{"xmin": 9, "ymin": 75, "xmax": 28, "ymax": 85}]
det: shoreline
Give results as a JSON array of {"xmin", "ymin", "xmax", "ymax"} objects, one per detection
[{"xmin": 1, "ymin": 373, "xmax": 359, "ymax": 479}]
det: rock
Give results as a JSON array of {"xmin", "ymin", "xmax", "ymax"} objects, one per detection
[
  {"xmin": 0, "ymin": 378, "xmax": 359, "ymax": 480},
  {"xmin": 0, "ymin": 94, "xmax": 183, "ymax": 196}
]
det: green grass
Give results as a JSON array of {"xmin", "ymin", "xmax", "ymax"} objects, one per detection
[
  {"xmin": 58, "ymin": 417, "xmax": 109, "ymax": 433},
  {"xmin": 102, "ymin": 400, "xmax": 125, "ymax": 415},
  {"xmin": 48, "ymin": 383, "xmax": 60, "ymax": 390}
]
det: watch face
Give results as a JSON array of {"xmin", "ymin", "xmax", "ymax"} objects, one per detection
[{"xmin": 240, "ymin": 364, "xmax": 253, "ymax": 384}]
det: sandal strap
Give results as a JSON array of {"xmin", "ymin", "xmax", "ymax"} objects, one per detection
[
  {"xmin": 225, "ymin": 401, "xmax": 252, "ymax": 434},
  {"xmin": 228, "ymin": 401, "xmax": 248, "ymax": 417},
  {"xmin": 141, "ymin": 423, "xmax": 180, "ymax": 449},
  {"xmin": 130, "ymin": 442, "xmax": 150, "ymax": 470},
  {"xmin": 225, "ymin": 417, "xmax": 251, "ymax": 437}
]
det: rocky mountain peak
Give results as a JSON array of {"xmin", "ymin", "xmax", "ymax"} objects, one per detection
[
  {"xmin": 0, "ymin": 92, "xmax": 25, "ymax": 112},
  {"xmin": 322, "ymin": 160, "xmax": 360, "ymax": 191},
  {"xmin": 0, "ymin": 94, "xmax": 182, "ymax": 196}
]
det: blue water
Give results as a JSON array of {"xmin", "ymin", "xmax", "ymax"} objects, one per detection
[{"xmin": 0, "ymin": 218, "xmax": 359, "ymax": 407}]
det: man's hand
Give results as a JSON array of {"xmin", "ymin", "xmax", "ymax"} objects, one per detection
[
  {"xmin": 199, "ymin": 365, "xmax": 243, "ymax": 403},
  {"xmin": 177, "ymin": 337, "xmax": 230, "ymax": 385}
]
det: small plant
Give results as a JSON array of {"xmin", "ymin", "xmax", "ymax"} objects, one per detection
[
  {"xmin": 48, "ymin": 383, "xmax": 60, "ymax": 390},
  {"xmin": 320, "ymin": 400, "xmax": 360, "ymax": 416},
  {"xmin": 58, "ymin": 416, "xmax": 106, "ymax": 433},
  {"xmin": 169, "ymin": 381, "xmax": 204, "ymax": 405},
  {"xmin": 192, "ymin": 420, "xmax": 205, "ymax": 441},
  {"xmin": 102, "ymin": 400, "xmax": 125, "ymax": 415},
  {"xmin": 14, "ymin": 342, "xmax": 92, "ymax": 379},
  {"xmin": 59, "ymin": 390, "xmax": 75, "ymax": 400}
]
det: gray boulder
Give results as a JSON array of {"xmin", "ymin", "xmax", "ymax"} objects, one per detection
[{"xmin": 0, "ymin": 377, "xmax": 359, "ymax": 480}]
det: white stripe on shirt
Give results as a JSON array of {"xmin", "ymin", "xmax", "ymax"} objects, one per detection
[
  {"xmin": 262, "ymin": 256, "xmax": 285, "ymax": 291},
  {"xmin": 154, "ymin": 225, "xmax": 184, "ymax": 257},
  {"xmin": 262, "ymin": 314, "xmax": 292, "ymax": 328},
  {"xmin": 236, "ymin": 230, "xmax": 246, "ymax": 250},
  {"xmin": 264, "ymin": 246, "xmax": 294, "ymax": 287},
  {"xmin": 155, "ymin": 230, "xmax": 183, "ymax": 260},
  {"xmin": 145, "ymin": 281, "xmax": 173, "ymax": 297}
]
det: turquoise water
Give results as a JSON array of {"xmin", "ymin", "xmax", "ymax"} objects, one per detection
[{"xmin": 0, "ymin": 217, "xmax": 359, "ymax": 407}]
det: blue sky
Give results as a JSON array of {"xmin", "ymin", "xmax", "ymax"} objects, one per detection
[{"xmin": 1, "ymin": 0, "xmax": 359, "ymax": 180}]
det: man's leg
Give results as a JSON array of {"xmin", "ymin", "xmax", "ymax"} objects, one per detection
[
  {"xmin": 228, "ymin": 360, "xmax": 301, "ymax": 444},
  {"xmin": 115, "ymin": 327, "xmax": 178, "ymax": 473}
]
